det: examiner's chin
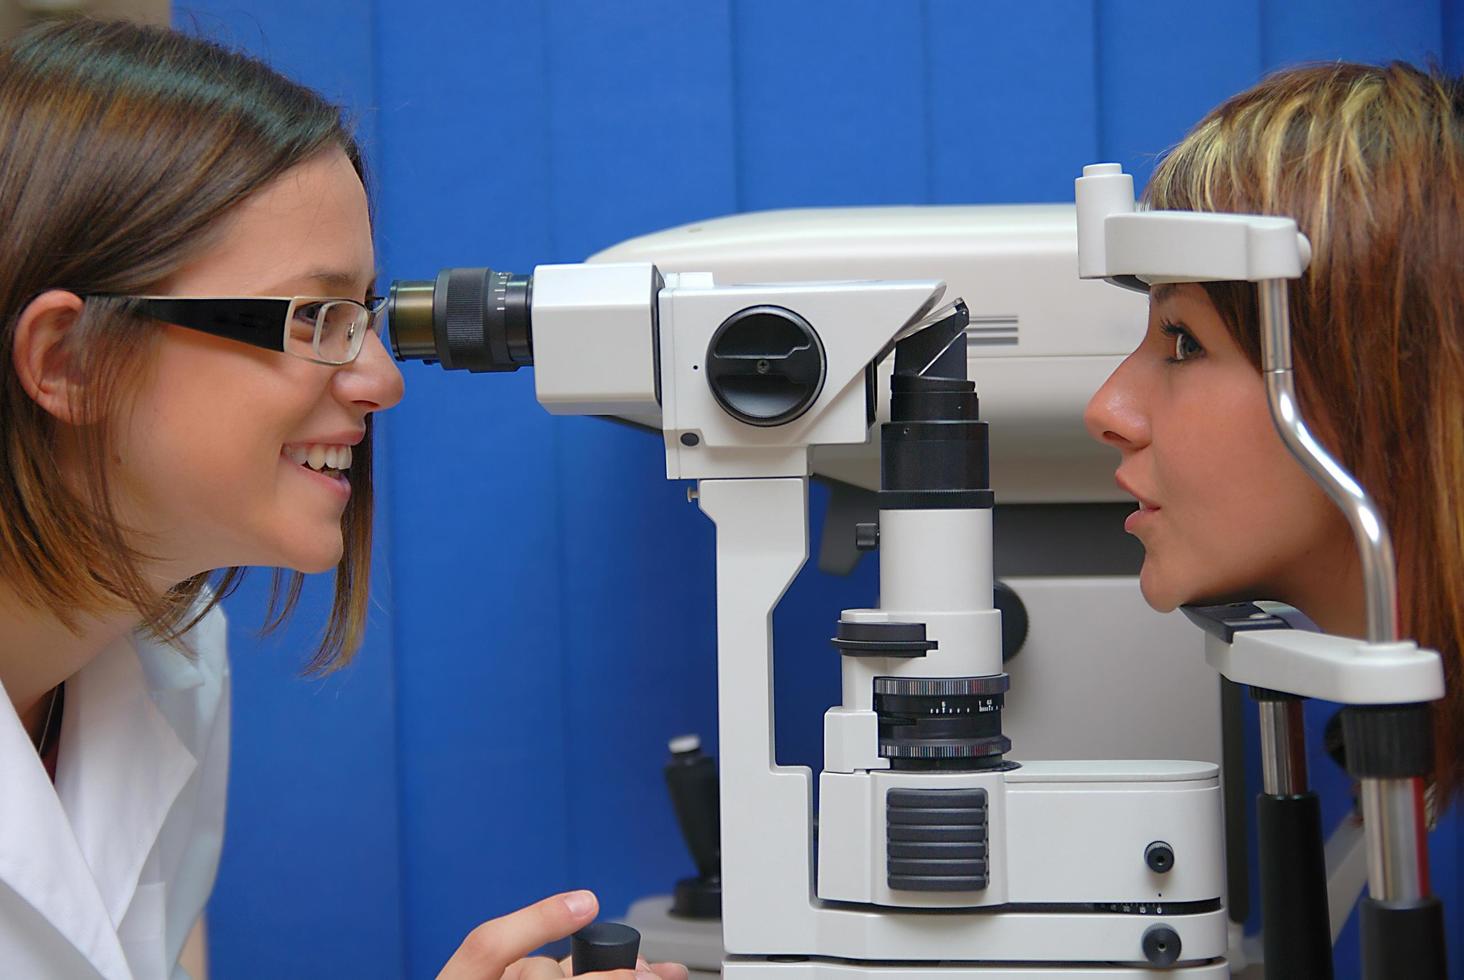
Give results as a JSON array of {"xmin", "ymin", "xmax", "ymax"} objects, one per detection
[{"xmin": 280, "ymin": 538, "xmax": 346, "ymax": 575}]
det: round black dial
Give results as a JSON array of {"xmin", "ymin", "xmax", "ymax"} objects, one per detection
[{"xmin": 704, "ymin": 305, "xmax": 825, "ymax": 426}]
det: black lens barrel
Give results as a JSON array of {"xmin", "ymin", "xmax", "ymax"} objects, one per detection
[
  {"xmin": 880, "ymin": 301, "xmax": 992, "ymax": 509},
  {"xmin": 386, "ymin": 267, "xmax": 533, "ymax": 372}
]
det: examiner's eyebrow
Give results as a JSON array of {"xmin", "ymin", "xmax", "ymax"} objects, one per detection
[{"xmin": 269, "ymin": 268, "xmax": 375, "ymax": 295}]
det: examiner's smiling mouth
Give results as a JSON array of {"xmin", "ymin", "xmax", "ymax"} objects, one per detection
[{"xmin": 283, "ymin": 442, "xmax": 353, "ymax": 474}]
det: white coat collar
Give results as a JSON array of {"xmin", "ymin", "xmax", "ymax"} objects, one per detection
[{"xmin": 0, "ymin": 628, "xmax": 199, "ymax": 980}]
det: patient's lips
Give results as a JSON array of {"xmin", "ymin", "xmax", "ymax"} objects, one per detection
[{"xmin": 1116, "ymin": 472, "xmax": 1160, "ymax": 533}]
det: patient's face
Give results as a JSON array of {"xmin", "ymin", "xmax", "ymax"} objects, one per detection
[{"xmin": 1084, "ymin": 283, "xmax": 1355, "ymax": 619}]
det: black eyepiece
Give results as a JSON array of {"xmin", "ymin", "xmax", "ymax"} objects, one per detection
[{"xmin": 386, "ymin": 267, "xmax": 533, "ymax": 372}]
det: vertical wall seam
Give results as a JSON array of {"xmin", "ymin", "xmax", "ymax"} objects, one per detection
[
  {"xmin": 363, "ymin": 0, "xmax": 412, "ymax": 973},
  {"xmin": 538, "ymin": 0, "xmax": 577, "ymax": 893},
  {"xmin": 1445, "ymin": 0, "xmax": 1457, "ymax": 71},
  {"xmin": 920, "ymin": 0, "xmax": 935, "ymax": 204},
  {"xmin": 1439, "ymin": 0, "xmax": 1447, "ymax": 69},
  {"xmin": 729, "ymin": 0, "xmax": 745, "ymax": 213},
  {"xmin": 540, "ymin": 3, "xmax": 561, "ymax": 265},
  {"xmin": 551, "ymin": 431, "xmax": 576, "ymax": 884},
  {"xmin": 1091, "ymin": 0, "xmax": 1106, "ymax": 161},
  {"xmin": 1258, "ymin": 0, "xmax": 1272, "ymax": 73}
]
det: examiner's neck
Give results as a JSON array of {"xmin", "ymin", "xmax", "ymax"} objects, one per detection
[{"xmin": 0, "ymin": 578, "xmax": 142, "ymax": 741}]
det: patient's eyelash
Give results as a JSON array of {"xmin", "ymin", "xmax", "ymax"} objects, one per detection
[{"xmin": 1159, "ymin": 320, "xmax": 1205, "ymax": 364}]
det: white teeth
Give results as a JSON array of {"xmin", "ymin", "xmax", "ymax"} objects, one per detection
[{"xmin": 287, "ymin": 443, "xmax": 353, "ymax": 473}]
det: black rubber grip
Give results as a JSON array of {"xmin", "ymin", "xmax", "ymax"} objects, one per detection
[
  {"xmin": 888, "ymin": 788, "xmax": 988, "ymax": 808},
  {"xmin": 887, "ymin": 841, "xmax": 987, "ymax": 860},
  {"xmin": 888, "ymin": 874, "xmax": 987, "ymax": 892},
  {"xmin": 887, "ymin": 858, "xmax": 988, "ymax": 878},
  {"xmin": 1342, "ymin": 703, "xmax": 1435, "ymax": 778},
  {"xmin": 1360, "ymin": 896, "xmax": 1447, "ymax": 979},
  {"xmin": 1257, "ymin": 793, "xmax": 1333, "ymax": 979},
  {"xmin": 887, "ymin": 807, "xmax": 986, "ymax": 826},
  {"xmin": 887, "ymin": 824, "xmax": 985, "ymax": 843}
]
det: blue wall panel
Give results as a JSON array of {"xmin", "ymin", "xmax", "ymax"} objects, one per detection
[
  {"xmin": 1096, "ymin": 1, "xmax": 1264, "ymax": 189},
  {"xmin": 733, "ymin": 0, "xmax": 930, "ymax": 208},
  {"xmin": 540, "ymin": 0, "xmax": 738, "ymax": 923},
  {"xmin": 1263, "ymin": 0, "xmax": 1446, "ymax": 66},
  {"xmin": 544, "ymin": 1, "xmax": 739, "ymax": 257},
  {"xmin": 1450, "ymin": 0, "xmax": 1464, "ymax": 70},
  {"xmin": 369, "ymin": 7, "xmax": 570, "ymax": 976},
  {"xmin": 927, "ymin": 1, "xmax": 1100, "ymax": 203},
  {"xmin": 168, "ymin": 3, "xmax": 1463, "ymax": 978}
]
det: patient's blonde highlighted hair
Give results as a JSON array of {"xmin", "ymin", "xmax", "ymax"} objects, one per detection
[
  {"xmin": 1146, "ymin": 62, "xmax": 1464, "ymax": 798},
  {"xmin": 0, "ymin": 19, "xmax": 376, "ymax": 671}
]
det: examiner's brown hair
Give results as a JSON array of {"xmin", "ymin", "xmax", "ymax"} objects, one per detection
[
  {"xmin": 1145, "ymin": 62, "xmax": 1464, "ymax": 799},
  {"xmin": 0, "ymin": 19, "xmax": 376, "ymax": 671}
]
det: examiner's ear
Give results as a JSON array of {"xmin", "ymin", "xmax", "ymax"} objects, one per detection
[{"xmin": 11, "ymin": 289, "xmax": 90, "ymax": 424}]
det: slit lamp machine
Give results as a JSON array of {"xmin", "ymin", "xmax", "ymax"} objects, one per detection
[{"xmin": 384, "ymin": 163, "xmax": 1448, "ymax": 978}]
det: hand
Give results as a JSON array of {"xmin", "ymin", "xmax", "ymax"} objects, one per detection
[{"xmin": 435, "ymin": 890, "xmax": 690, "ymax": 980}]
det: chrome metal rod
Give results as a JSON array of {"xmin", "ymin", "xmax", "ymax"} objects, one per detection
[
  {"xmin": 1359, "ymin": 777, "xmax": 1428, "ymax": 901},
  {"xmin": 1258, "ymin": 279, "xmax": 1398, "ymax": 645},
  {"xmin": 1258, "ymin": 699, "xmax": 1309, "ymax": 795},
  {"xmin": 1257, "ymin": 279, "xmax": 1431, "ymax": 907}
]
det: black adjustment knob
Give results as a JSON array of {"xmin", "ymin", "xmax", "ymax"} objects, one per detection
[
  {"xmin": 705, "ymin": 305, "xmax": 825, "ymax": 426},
  {"xmin": 854, "ymin": 522, "xmax": 879, "ymax": 551},
  {"xmin": 1145, "ymin": 840, "xmax": 1175, "ymax": 874},
  {"xmin": 994, "ymin": 581, "xmax": 1028, "ymax": 663},
  {"xmin": 665, "ymin": 735, "xmax": 722, "ymax": 919},
  {"xmin": 571, "ymin": 922, "xmax": 640, "ymax": 974},
  {"xmin": 1141, "ymin": 924, "xmax": 1181, "ymax": 967}
]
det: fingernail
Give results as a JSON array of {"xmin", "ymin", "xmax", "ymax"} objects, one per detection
[{"xmin": 563, "ymin": 889, "xmax": 595, "ymax": 918}]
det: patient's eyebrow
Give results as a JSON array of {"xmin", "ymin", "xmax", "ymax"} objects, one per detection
[{"xmin": 1149, "ymin": 283, "xmax": 1180, "ymax": 303}]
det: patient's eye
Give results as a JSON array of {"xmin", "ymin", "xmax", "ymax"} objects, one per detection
[{"xmin": 1160, "ymin": 321, "xmax": 1204, "ymax": 363}]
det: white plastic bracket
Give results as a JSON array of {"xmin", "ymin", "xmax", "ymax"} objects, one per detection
[{"xmin": 1205, "ymin": 630, "xmax": 1444, "ymax": 704}]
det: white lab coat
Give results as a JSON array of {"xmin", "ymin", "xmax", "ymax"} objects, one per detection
[{"xmin": 0, "ymin": 604, "xmax": 230, "ymax": 980}]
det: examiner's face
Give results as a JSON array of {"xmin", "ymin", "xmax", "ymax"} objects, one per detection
[
  {"xmin": 104, "ymin": 147, "xmax": 405, "ymax": 578},
  {"xmin": 1083, "ymin": 283, "xmax": 1347, "ymax": 612}
]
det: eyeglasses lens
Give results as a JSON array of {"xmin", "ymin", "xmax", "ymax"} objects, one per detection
[
  {"xmin": 317, "ymin": 302, "xmax": 366, "ymax": 363},
  {"xmin": 283, "ymin": 301, "xmax": 365, "ymax": 364}
]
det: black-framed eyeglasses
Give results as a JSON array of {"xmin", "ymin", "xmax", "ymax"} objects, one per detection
[{"xmin": 86, "ymin": 295, "xmax": 387, "ymax": 365}]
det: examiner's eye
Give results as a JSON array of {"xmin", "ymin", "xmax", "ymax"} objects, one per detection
[{"xmin": 1160, "ymin": 321, "xmax": 1204, "ymax": 363}]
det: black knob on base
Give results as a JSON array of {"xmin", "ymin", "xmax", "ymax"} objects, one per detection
[
  {"xmin": 571, "ymin": 922, "xmax": 640, "ymax": 974},
  {"xmin": 1142, "ymin": 924, "xmax": 1181, "ymax": 967}
]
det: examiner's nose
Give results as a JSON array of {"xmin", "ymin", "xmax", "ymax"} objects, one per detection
[
  {"xmin": 1084, "ymin": 356, "xmax": 1149, "ymax": 452},
  {"xmin": 336, "ymin": 329, "xmax": 405, "ymax": 413}
]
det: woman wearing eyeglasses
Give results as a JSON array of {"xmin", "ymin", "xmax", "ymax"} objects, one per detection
[{"xmin": 0, "ymin": 19, "xmax": 681, "ymax": 980}]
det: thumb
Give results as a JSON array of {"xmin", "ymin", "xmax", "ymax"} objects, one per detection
[{"xmin": 437, "ymin": 890, "xmax": 598, "ymax": 980}]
